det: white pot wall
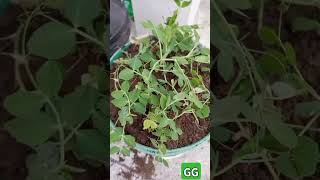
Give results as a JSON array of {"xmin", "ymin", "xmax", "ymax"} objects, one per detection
[{"xmin": 131, "ymin": 0, "xmax": 201, "ymax": 36}]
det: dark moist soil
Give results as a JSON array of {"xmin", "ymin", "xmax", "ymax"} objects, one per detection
[
  {"xmin": 0, "ymin": 5, "xmax": 107, "ymax": 180},
  {"xmin": 213, "ymin": 1, "xmax": 320, "ymax": 180},
  {"xmin": 110, "ymin": 43, "xmax": 210, "ymax": 149}
]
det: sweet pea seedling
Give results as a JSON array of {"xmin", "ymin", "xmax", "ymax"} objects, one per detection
[{"xmin": 110, "ymin": 7, "xmax": 210, "ymax": 165}]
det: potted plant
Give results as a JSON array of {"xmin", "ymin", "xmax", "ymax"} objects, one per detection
[{"xmin": 110, "ymin": 8, "xmax": 210, "ymax": 166}]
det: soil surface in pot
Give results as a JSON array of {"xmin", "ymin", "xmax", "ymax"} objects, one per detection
[
  {"xmin": 213, "ymin": 1, "xmax": 320, "ymax": 180},
  {"xmin": 110, "ymin": 43, "xmax": 210, "ymax": 149}
]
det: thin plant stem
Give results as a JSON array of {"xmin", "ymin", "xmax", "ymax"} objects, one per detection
[
  {"xmin": 289, "ymin": 124, "xmax": 320, "ymax": 133},
  {"xmin": 299, "ymin": 113, "xmax": 320, "ymax": 136},
  {"xmin": 40, "ymin": 13, "xmax": 105, "ymax": 48},
  {"xmin": 22, "ymin": 6, "xmax": 41, "ymax": 56},
  {"xmin": 262, "ymin": 153, "xmax": 279, "ymax": 180},
  {"xmin": 213, "ymin": 160, "xmax": 239, "ymax": 177},
  {"xmin": 23, "ymin": 62, "xmax": 66, "ymax": 171},
  {"xmin": 278, "ymin": 8, "xmax": 283, "ymax": 39},
  {"xmin": 258, "ymin": 0, "xmax": 265, "ymax": 31}
]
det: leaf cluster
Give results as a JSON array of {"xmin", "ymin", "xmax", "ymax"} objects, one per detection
[
  {"xmin": 110, "ymin": 10, "xmax": 210, "ymax": 165},
  {"xmin": 2, "ymin": 0, "xmax": 108, "ymax": 179},
  {"xmin": 212, "ymin": 1, "xmax": 320, "ymax": 179}
]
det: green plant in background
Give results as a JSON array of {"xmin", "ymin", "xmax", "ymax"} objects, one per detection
[
  {"xmin": 110, "ymin": 3, "xmax": 210, "ymax": 166},
  {"xmin": 212, "ymin": 0, "xmax": 320, "ymax": 179},
  {"xmin": 1, "ymin": 0, "xmax": 107, "ymax": 179},
  {"xmin": 0, "ymin": 0, "xmax": 10, "ymax": 16}
]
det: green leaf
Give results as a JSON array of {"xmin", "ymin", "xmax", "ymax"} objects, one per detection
[
  {"xmin": 234, "ymin": 136, "xmax": 262, "ymax": 159},
  {"xmin": 63, "ymin": 0, "xmax": 102, "ymax": 27},
  {"xmin": 119, "ymin": 68, "xmax": 134, "ymax": 81},
  {"xmin": 36, "ymin": 61, "xmax": 63, "ymax": 97},
  {"xmin": 166, "ymin": 10, "xmax": 178, "ymax": 26},
  {"xmin": 110, "ymin": 146, "xmax": 120, "ymax": 154},
  {"xmin": 4, "ymin": 90, "xmax": 45, "ymax": 117},
  {"xmin": 150, "ymin": 95, "xmax": 159, "ymax": 105},
  {"xmin": 128, "ymin": 90, "xmax": 139, "ymax": 103},
  {"xmin": 213, "ymin": 96, "xmax": 242, "ymax": 124},
  {"xmin": 275, "ymin": 152, "xmax": 299, "ymax": 178},
  {"xmin": 111, "ymin": 97, "xmax": 128, "ymax": 108},
  {"xmin": 143, "ymin": 120, "xmax": 158, "ymax": 130},
  {"xmin": 284, "ymin": 42, "xmax": 297, "ymax": 66},
  {"xmin": 181, "ymin": 0, "xmax": 192, "ymax": 8},
  {"xmin": 129, "ymin": 57, "xmax": 142, "ymax": 70},
  {"xmin": 142, "ymin": 69, "xmax": 151, "ymax": 83},
  {"xmin": 194, "ymin": 55, "xmax": 210, "ymax": 64},
  {"xmin": 28, "ymin": 22, "xmax": 76, "ymax": 59},
  {"xmin": 292, "ymin": 17, "xmax": 320, "ymax": 32},
  {"xmin": 121, "ymin": 147, "xmax": 131, "ymax": 156},
  {"xmin": 271, "ymin": 82, "xmax": 298, "ymax": 99},
  {"xmin": 263, "ymin": 112, "xmax": 297, "ymax": 148},
  {"xmin": 187, "ymin": 92, "xmax": 203, "ymax": 108},
  {"xmin": 88, "ymin": 65, "xmax": 107, "ymax": 91},
  {"xmin": 121, "ymin": 81, "xmax": 130, "ymax": 92},
  {"xmin": 60, "ymin": 86, "xmax": 98, "ymax": 128},
  {"xmin": 201, "ymin": 48, "xmax": 210, "ymax": 56},
  {"xmin": 139, "ymin": 93, "xmax": 149, "ymax": 106},
  {"xmin": 257, "ymin": 50, "xmax": 286, "ymax": 76},
  {"xmin": 26, "ymin": 142, "xmax": 63, "ymax": 180},
  {"xmin": 159, "ymin": 143, "xmax": 167, "ymax": 155},
  {"xmin": 142, "ymin": 20, "xmax": 154, "ymax": 29},
  {"xmin": 110, "ymin": 130, "xmax": 122, "ymax": 143},
  {"xmin": 159, "ymin": 118, "xmax": 171, "ymax": 128},
  {"xmin": 118, "ymin": 107, "xmax": 133, "ymax": 126},
  {"xmin": 160, "ymin": 95, "xmax": 168, "ymax": 109},
  {"xmin": 5, "ymin": 113, "xmax": 56, "ymax": 146},
  {"xmin": 139, "ymin": 51, "xmax": 154, "ymax": 62},
  {"xmin": 176, "ymin": 57, "xmax": 189, "ymax": 65},
  {"xmin": 170, "ymin": 131, "xmax": 179, "ymax": 140},
  {"xmin": 93, "ymin": 109, "xmax": 107, "ymax": 135},
  {"xmin": 217, "ymin": 52, "xmax": 234, "ymax": 81},
  {"xmin": 74, "ymin": 129, "xmax": 107, "ymax": 162},
  {"xmin": 173, "ymin": 92, "xmax": 186, "ymax": 100},
  {"xmin": 196, "ymin": 105, "xmax": 210, "ymax": 118},
  {"xmin": 259, "ymin": 135, "xmax": 288, "ymax": 152},
  {"xmin": 133, "ymin": 103, "xmax": 146, "ymax": 114},
  {"xmin": 211, "ymin": 126, "xmax": 232, "ymax": 143},
  {"xmin": 292, "ymin": 136, "xmax": 319, "ymax": 177},
  {"xmin": 275, "ymin": 136, "xmax": 320, "ymax": 178},
  {"xmin": 111, "ymin": 90, "xmax": 124, "ymax": 99},
  {"xmin": 295, "ymin": 101, "xmax": 320, "ymax": 118},
  {"xmin": 176, "ymin": 128, "xmax": 183, "ymax": 135},
  {"xmin": 258, "ymin": 26, "xmax": 279, "ymax": 46},
  {"xmin": 124, "ymin": 135, "xmax": 136, "ymax": 147}
]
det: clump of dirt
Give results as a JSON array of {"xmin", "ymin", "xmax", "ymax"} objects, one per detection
[
  {"xmin": 110, "ymin": 43, "xmax": 210, "ymax": 149},
  {"xmin": 166, "ymin": 114, "xmax": 210, "ymax": 149}
]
